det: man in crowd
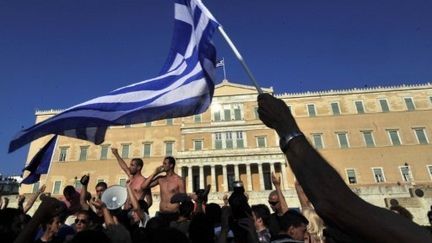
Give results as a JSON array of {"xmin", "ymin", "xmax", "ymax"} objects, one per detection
[
  {"xmin": 268, "ymin": 173, "xmax": 289, "ymax": 236},
  {"xmin": 257, "ymin": 93, "xmax": 432, "ymax": 242},
  {"xmin": 95, "ymin": 181, "xmax": 107, "ymax": 199},
  {"xmin": 141, "ymin": 156, "xmax": 185, "ymax": 226},
  {"xmin": 252, "ymin": 204, "xmax": 272, "ymax": 243},
  {"xmin": 271, "ymin": 210, "xmax": 308, "ymax": 242},
  {"xmin": 111, "ymin": 148, "xmax": 152, "ymax": 208}
]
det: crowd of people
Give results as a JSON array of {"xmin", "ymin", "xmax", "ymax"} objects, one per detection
[{"xmin": 1, "ymin": 93, "xmax": 432, "ymax": 243}]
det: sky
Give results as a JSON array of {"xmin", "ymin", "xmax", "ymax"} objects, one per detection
[{"xmin": 1, "ymin": 0, "xmax": 431, "ymax": 176}]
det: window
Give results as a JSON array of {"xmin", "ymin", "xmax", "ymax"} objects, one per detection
[
  {"xmin": 125, "ymin": 124, "xmax": 131, "ymax": 128},
  {"xmin": 166, "ymin": 118, "xmax": 173, "ymax": 125},
  {"xmin": 399, "ymin": 166, "xmax": 411, "ymax": 182},
  {"xmin": 307, "ymin": 104, "xmax": 316, "ymax": 117},
  {"xmin": 413, "ymin": 128, "xmax": 429, "ymax": 144},
  {"xmin": 331, "ymin": 102, "xmax": 340, "ymax": 115},
  {"xmin": 226, "ymin": 132, "xmax": 233, "ymax": 149},
  {"xmin": 372, "ymin": 167, "xmax": 385, "ymax": 183},
  {"xmin": 355, "ymin": 101, "xmax": 365, "ymax": 114},
  {"xmin": 97, "ymin": 179, "xmax": 105, "ymax": 184},
  {"xmin": 194, "ymin": 140, "xmax": 203, "ymax": 151},
  {"xmin": 379, "ymin": 99, "xmax": 390, "ymax": 112},
  {"xmin": 143, "ymin": 143, "xmax": 152, "ymax": 157},
  {"xmin": 194, "ymin": 115, "xmax": 202, "ymax": 123},
  {"xmin": 224, "ymin": 107, "xmax": 231, "ymax": 121},
  {"xmin": 387, "ymin": 130, "xmax": 401, "ymax": 146},
  {"xmin": 233, "ymin": 105, "xmax": 242, "ymax": 120},
  {"xmin": 404, "ymin": 97, "xmax": 415, "ymax": 111},
  {"xmin": 427, "ymin": 165, "xmax": 432, "ymax": 180},
  {"xmin": 214, "ymin": 110, "xmax": 221, "ymax": 122},
  {"xmin": 312, "ymin": 134, "xmax": 323, "ymax": 149},
  {"xmin": 213, "ymin": 104, "xmax": 243, "ymax": 121},
  {"xmin": 257, "ymin": 136, "xmax": 267, "ymax": 148},
  {"xmin": 53, "ymin": 181, "xmax": 62, "ymax": 194},
  {"xmin": 362, "ymin": 131, "xmax": 375, "ymax": 147},
  {"xmin": 346, "ymin": 169, "xmax": 357, "ymax": 184},
  {"xmin": 254, "ymin": 107, "xmax": 259, "ymax": 119},
  {"xmin": 145, "ymin": 122, "xmax": 151, "ymax": 127},
  {"xmin": 121, "ymin": 144, "xmax": 130, "ymax": 158},
  {"xmin": 74, "ymin": 179, "xmax": 82, "ymax": 190},
  {"xmin": 79, "ymin": 146, "xmax": 89, "ymax": 161},
  {"xmin": 119, "ymin": 178, "xmax": 127, "ymax": 187},
  {"xmin": 59, "ymin": 147, "xmax": 68, "ymax": 161},
  {"xmin": 100, "ymin": 145, "xmax": 109, "ymax": 160},
  {"xmin": 165, "ymin": 141, "xmax": 174, "ymax": 156},
  {"xmin": 32, "ymin": 181, "xmax": 40, "ymax": 193},
  {"xmin": 236, "ymin": 131, "xmax": 244, "ymax": 148},
  {"xmin": 215, "ymin": 133, "xmax": 222, "ymax": 149},
  {"xmin": 337, "ymin": 132, "xmax": 349, "ymax": 148}
]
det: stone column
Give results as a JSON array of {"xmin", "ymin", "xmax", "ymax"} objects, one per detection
[
  {"xmin": 199, "ymin": 165, "xmax": 204, "ymax": 189},
  {"xmin": 280, "ymin": 162, "xmax": 289, "ymax": 190},
  {"xmin": 258, "ymin": 163, "xmax": 265, "ymax": 191},
  {"xmin": 178, "ymin": 166, "xmax": 183, "ymax": 177},
  {"xmin": 188, "ymin": 166, "xmax": 193, "ymax": 192},
  {"xmin": 246, "ymin": 164, "xmax": 252, "ymax": 191},
  {"xmin": 234, "ymin": 164, "xmax": 239, "ymax": 180},
  {"xmin": 270, "ymin": 163, "xmax": 276, "ymax": 190},
  {"xmin": 211, "ymin": 165, "xmax": 217, "ymax": 192},
  {"xmin": 222, "ymin": 164, "xmax": 228, "ymax": 192}
]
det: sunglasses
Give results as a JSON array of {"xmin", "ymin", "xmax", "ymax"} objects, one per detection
[
  {"xmin": 75, "ymin": 219, "xmax": 88, "ymax": 224},
  {"xmin": 268, "ymin": 201, "xmax": 279, "ymax": 206}
]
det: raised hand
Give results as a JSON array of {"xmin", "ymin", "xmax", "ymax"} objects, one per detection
[{"xmin": 271, "ymin": 172, "xmax": 281, "ymax": 187}]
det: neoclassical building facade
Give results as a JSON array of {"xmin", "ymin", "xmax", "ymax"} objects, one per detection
[{"xmin": 20, "ymin": 80, "xmax": 432, "ymax": 222}]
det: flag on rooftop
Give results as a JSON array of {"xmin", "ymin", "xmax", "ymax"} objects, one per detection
[
  {"xmin": 9, "ymin": 0, "xmax": 220, "ymax": 153},
  {"xmin": 21, "ymin": 135, "xmax": 57, "ymax": 184}
]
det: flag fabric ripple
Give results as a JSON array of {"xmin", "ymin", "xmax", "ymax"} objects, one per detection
[{"xmin": 9, "ymin": 0, "xmax": 220, "ymax": 153}]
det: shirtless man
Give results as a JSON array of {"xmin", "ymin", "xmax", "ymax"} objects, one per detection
[
  {"xmin": 141, "ymin": 156, "xmax": 185, "ymax": 226},
  {"xmin": 111, "ymin": 148, "xmax": 152, "ymax": 208}
]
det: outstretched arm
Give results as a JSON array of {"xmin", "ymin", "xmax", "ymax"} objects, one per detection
[
  {"xmin": 140, "ymin": 166, "xmax": 164, "ymax": 190},
  {"xmin": 127, "ymin": 181, "xmax": 144, "ymax": 220},
  {"xmin": 23, "ymin": 184, "xmax": 46, "ymax": 213},
  {"xmin": 258, "ymin": 93, "xmax": 432, "ymax": 242},
  {"xmin": 271, "ymin": 172, "xmax": 288, "ymax": 215},
  {"xmin": 14, "ymin": 195, "xmax": 65, "ymax": 243},
  {"xmin": 111, "ymin": 148, "xmax": 131, "ymax": 178},
  {"xmin": 294, "ymin": 181, "xmax": 312, "ymax": 210},
  {"xmin": 79, "ymin": 175, "xmax": 90, "ymax": 211}
]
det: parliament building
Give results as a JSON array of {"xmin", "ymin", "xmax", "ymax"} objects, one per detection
[{"xmin": 20, "ymin": 80, "xmax": 432, "ymax": 224}]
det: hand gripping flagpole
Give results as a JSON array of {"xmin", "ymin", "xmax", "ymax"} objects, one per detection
[{"xmin": 217, "ymin": 26, "xmax": 263, "ymax": 94}]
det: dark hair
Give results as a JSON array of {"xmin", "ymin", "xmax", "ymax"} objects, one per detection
[
  {"xmin": 279, "ymin": 210, "xmax": 309, "ymax": 231},
  {"xmin": 205, "ymin": 203, "xmax": 222, "ymax": 226},
  {"xmin": 390, "ymin": 205, "xmax": 413, "ymax": 221},
  {"xmin": 179, "ymin": 200, "xmax": 194, "ymax": 218},
  {"xmin": 164, "ymin": 156, "xmax": 176, "ymax": 168},
  {"xmin": 95, "ymin": 181, "xmax": 107, "ymax": 189},
  {"xmin": 132, "ymin": 158, "xmax": 144, "ymax": 169},
  {"xmin": 251, "ymin": 204, "xmax": 271, "ymax": 227},
  {"xmin": 63, "ymin": 185, "xmax": 77, "ymax": 198}
]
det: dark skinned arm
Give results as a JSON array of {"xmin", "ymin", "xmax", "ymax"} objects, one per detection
[{"xmin": 257, "ymin": 93, "xmax": 432, "ymax": 242}]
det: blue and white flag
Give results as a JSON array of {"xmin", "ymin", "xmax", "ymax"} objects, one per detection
[
  {"xmin": 21, "ymin": 135, "xmax": 57, "ymax": 184},
  {"xmin": 9, "ymin": 0, "xmax": 220, "ymax": 153}
]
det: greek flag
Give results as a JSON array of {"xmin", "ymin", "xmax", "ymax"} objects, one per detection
[
  {"xmin": 9, "ymin": 0, "xmax": 220, "ymax": 153},
  {"xmin": 21, "ymin": 136, "xmax": 57, "ymax": 184}
]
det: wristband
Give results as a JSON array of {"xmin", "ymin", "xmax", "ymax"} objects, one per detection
[{"xmin": 279, "ymin": 132, "xmax": 304, "ymax": 153}]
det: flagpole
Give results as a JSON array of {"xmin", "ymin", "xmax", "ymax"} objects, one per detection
[
  {"xmin": 217, "ymin": 26, "xmax": 263, "ymax": 94},
  {"xmin": 222, "ymin": 58, "xmax": 227, "ymax": 80}
]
